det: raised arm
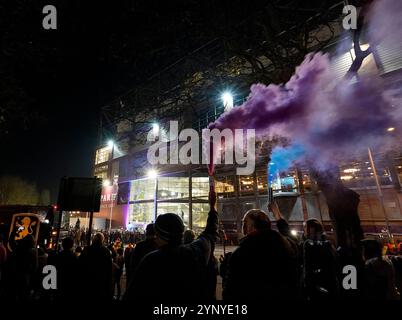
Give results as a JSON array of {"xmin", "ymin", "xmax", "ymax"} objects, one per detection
[
  {"xmin": 189, "ymin": 191, "xmax": 219, "ymax": 264},
  {"xmin": 200, "ymin": 191, "xmax": 219, "ymax": 241},
  {"xmin": 268, "ymin": 200, "xmax": 290, "ymax": 238},
  {"xmin": 268, "ymin": 200, "xmax": 283, "ymax": 221}
]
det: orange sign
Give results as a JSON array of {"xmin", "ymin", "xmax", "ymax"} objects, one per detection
[{"xmin": 7, "ymin": 213, "xmax": 41, "ymax": 252}]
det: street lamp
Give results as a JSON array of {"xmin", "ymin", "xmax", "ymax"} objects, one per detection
[
  {"xmin": 148, "ymin": 169, "xmax": 158, "ymax": 221},
  {"xmin": 148, "ymin": 169, "xmax": 158, "ymax": 179},
  {"xmin": 222, "ymin": 91, "xmax": 234, "ymax": 111},
  {"xmin": 152, "ymin": 123, "xmax": 160, "ymax": 137},
  {"xmin": 387, "ymin": 127, "xmax": 395, "ymax": 132},
  {"xmin": 107, "ymin": 140, "xmax": 115, "ymax": 161},
  {"xmin": 106, "ymin": 140, "xmax": 117, "ymax": 235},
  {"xmin": 108, "ymin": 176, "xmax": 118, "ymax": 236}
]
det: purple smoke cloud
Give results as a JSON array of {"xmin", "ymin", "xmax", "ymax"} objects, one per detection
[
  {"xmin": 209, "ymin": 51, "xmax": 402, "ymax": 171},
  {"xmin": 366, "ymin": 0, "xmax": 402, "ymax": 46},
  {"xmin": 207, "ymin": 0, "xmax": 402, "ymax": 173}
]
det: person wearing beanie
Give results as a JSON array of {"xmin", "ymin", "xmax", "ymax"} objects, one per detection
[
  {"xmin": 153, "ymin": 213, "xmax": 185, "ymax": 246},
  {"xmin": 125, "ymin": 192, "xmax": 219, "ymax": 301}
]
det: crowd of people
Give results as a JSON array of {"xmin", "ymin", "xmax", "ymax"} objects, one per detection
[
  {"xmin": 66, "ymin": 223, "xmax": 145, "ymax": 247},
  {"xmin": 0, "ymin": 191, "xmax": 401, "ymax": 301}
]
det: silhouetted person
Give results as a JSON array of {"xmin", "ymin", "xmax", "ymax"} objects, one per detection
[
  {"xmin": 302, "ymin": 218, "xmax": 339, "ymax": 300},
  {"xmin": 79, "ymin": 233, "xmax": 112, "ymax": 300},
  {"xmin": 112, "ymin": 247, "xmax": 124, "ymax": 300},
  {"xmin": 55, "ymin": 237, "xmax": 79, "ymax": 299},
  {"xmin": 32, "ymin": 247, "xmax": 48, "ymax": 299},
  {"xmin": 74, "ymin": 246, "xmax": 82, "ymax": 258},
  {"xmin": 205, "ymin": 253, "xmax": 218, "ymax": 300},
  {"xmin": 361, "ymin": 239, "xmax": 400, "ymax": 300},
  {"xmin": 183, "ymin": 228, "xmax": 217, "ymax": 299},
  {"xmin": 75, "ymin": 218, "xmax": 80, "ymax": 230},
  {"xmin": 268, "ymin": 201, "xmax": 302, "ymax": 296},
  {"xmin": 390, "ymin": 255, "xmax": 402, "ymax": 297},
  {"xmin": 397, "ymin": 240, "xmax": 402, "ymax": 255},
  {"xmin": 80, "ymin": 231, "xmax": 86, "ymax": 246},
  {"xmin": 14, "ymin": 235, "xmax": 38, "ymax": 300},
  {"xmin": 123, "ymin": 243, "xmax": 134, "ymax": 278},
  {"xmin": 223, "ymin": 209, "xmax": 297, "ymax": 300},
  {"xmin": 183, "ymin": 229, "xmax": 196, "ymax": 244},
  {"xmin": 269, "ymin": 201, "xmax": 299, "ymax": 256},
  {"xmin": 126, "ymin": 223, "xmax": 157, "ymax": 284},
  {"xmin": 125, "ymin": 193, "xmax": 218, "ymax": 301},
  {"xmin": 0, "ymin": 234, "xmax": 7, "ymax": 295}
]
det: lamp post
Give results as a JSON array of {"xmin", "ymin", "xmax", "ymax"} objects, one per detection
[
  {"xmin": 152, "ymin": 123, "xmax": 160, "ymax": 137},
  {"xmin": 148, "ymin": 169, "xmax": 158, "ymax": 222},
  {"xmin": 107, "ymin": 176, "xmax": 118, "ymax": 235},
  {"xmin": 109, "ymin": 190, "xmax": 113, "ymax": 234},
  {"xmin": 106, "ymin": 140, "xmax": 115, "ymax": 234},
  {"xmin": 102, "ymin": 179, "xmax": 113, "ymax": 234},
  {"xmin": 368, "ymin": 148, "xmax": 391, "ymax": 237}
]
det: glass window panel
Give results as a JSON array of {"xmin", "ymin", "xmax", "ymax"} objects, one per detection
[
  {"xmin": 339, "ymin": 157, "xmax": 394, "ymax": 188},
  {"xmin": 130, "ymin": 179, "xmax": 155, "ymax": 201},
  {"xmin": 239, "ymin": 176, "xmax": 254, "ymax": 196},
  {"xmin": 95, "ymin": 147, "xmax": 111, "ymax": 165},
  {"xmin": 95, "ymin": 171, "xmax": 108, "ymax": 180},
  {"xmin": 256, "ymin": 169, "xmax": 268, "ymax": 195},
  {"xmin": 192, "ymin": 203, "xmax": 210, "ymax": 231},
  {"xmin": 270, "ymin": 171, "xmax": 297, "ymax": 193},
  {"xmin": 157, "ymin": 203, "xmax": 189, "ymax": 228},
  {"xmin": 215, "ymin": 176, "xmax": 235, "ymax": 198},
  {"xmin": 158, "ymin": 177, "xmax": 189, "ymax": 200},
  {"xmin": 94, "ymin": 164, "xmax": 108, "ymax": 173},
  {"xmin": 128, "ymin": 202, "xmax": 154, "ymax": 230},
  {"xmin": 192, "ymin": 177, "xmax": 209, "ymax": 199}
]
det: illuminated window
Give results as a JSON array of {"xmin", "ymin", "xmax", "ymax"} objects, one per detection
[
  {"xmin": 256, "ymin": 170, "xmax": 268, "ymax": 195},
  {"xmin": 192, "ymin": 177, "xmax": 209, "ymax": 199},
  {"xmin": 94, "ymin": 164, "xmax": 108, "ymax": 173},
  {"xmin": 95, "ymin": 171, "xmax": 108, "ymax": 180},
  {"xmin": 158, "ymin": 177, "xmax": 189, "ymax": 200},
  {"xmin": 338, "ymin": 158, "xmax": 394, "ymax": 188},
  {"xmin": 270, "ymin": 171, "xmax": 297, "ymax": 193},
  {"xmin": 215, "ymin": 176, "xmax": 235, "ymax": 198},
  {"xmin": 129, "ymin": 202, "xmax": 154, "ymax": 228},
  {"xmin": 192, "ymin": 203, "xmax": 210, "ymax": 231},
  {"xmin": 158, "ymin": 203, "xmax": 189, "ymax": 227},
  {"xmin": 95, "ymin": 147, "xmax": 111, "ymax": 164},
  {"xmin": 130, "ymin": 179, "xmax": 155, "ymax": 201},
  {"xmin": 239, "ymin": 176, "xmax": 254, "ymax": 195}
]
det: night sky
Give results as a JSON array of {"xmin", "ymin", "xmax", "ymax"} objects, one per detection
[
  {"xmin": 0, "ymin": 0, "xmax": 330, "ymax": 201},
  {"xmin": 0, "ymin": 0, "xmax": 216, "ymax": 201}
]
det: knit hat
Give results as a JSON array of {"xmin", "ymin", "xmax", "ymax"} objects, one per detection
[{"xmin": 154, "ymin": 213, "xmax": 185, "ymax": 243}]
